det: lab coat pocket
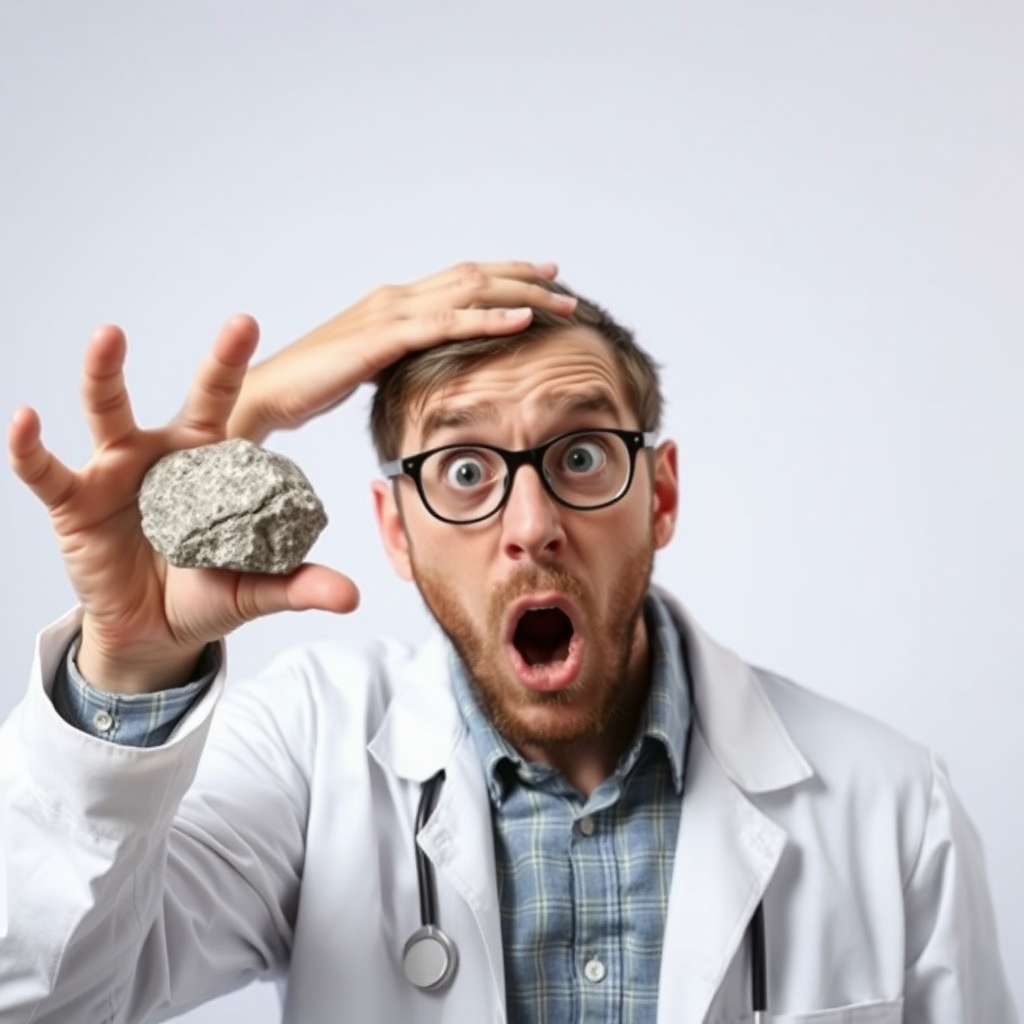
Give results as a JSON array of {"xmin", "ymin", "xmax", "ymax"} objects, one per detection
[{"xmin": 737, "ymin": 997, "xmax": 903, "ymax": 1023}]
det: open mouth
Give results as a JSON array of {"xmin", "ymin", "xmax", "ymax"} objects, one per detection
[{"xmin": 513, "ymin": 606, "xmax": 575, "ymax": 667}]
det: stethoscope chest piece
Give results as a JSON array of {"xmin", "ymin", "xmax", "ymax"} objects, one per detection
[{"xmin": 402, "ymin": 923, "xmax": 458, "ymax": 990}]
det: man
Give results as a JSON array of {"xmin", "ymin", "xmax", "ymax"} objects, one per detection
[{"xmin": 0, "ymin": 261, "xmax": 1016, "ymax": 1022}]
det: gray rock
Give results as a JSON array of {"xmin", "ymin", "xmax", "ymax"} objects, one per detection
[{"xmin": 139, "ymin": 439, "xmax": 328, "ymax": 574}]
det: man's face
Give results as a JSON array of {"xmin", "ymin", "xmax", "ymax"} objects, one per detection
[{"xmin": 374, "ymin": 328, "xmax": 678, "ymax": 760}]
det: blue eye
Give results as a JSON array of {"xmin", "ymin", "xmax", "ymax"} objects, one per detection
[
  {"xmin": 443, "ymin": 454, "xmax": 490, "ymax": 489},
  {"xmin": 562, "ymin": 440, "xmax": 607, "ymax": 474}
]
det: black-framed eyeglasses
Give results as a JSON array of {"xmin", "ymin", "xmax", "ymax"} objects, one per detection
[{"xmin": 381, "ymin": 427, "xmax": 657, "ymax": 525}]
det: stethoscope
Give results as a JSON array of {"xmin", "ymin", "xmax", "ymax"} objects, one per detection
[
  {"xmin": 402, "ymin": 770, "xmax": 771, "ymax": 1019},
  {"xmin": 401, "ymin": 771, "xmax": 459, "ymax": 991}
]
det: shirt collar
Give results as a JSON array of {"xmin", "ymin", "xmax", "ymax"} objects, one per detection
[{"xmin": 450, "ymin": 590, "xmax": 692, "ymax": 805}]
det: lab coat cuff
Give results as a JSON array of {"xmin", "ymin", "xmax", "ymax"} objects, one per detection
[{"xmin": 20, "ymin": 608, "xmax": 227, "ymax": 840}]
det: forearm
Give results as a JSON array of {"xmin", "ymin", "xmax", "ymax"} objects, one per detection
[{"xmin": 226, "ymin": 367, "xmax": 274, "ymax": 444}]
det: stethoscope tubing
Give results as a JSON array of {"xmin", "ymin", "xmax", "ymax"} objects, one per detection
[
  {"xmin": 750, "ymin": 898, "xmax": 767, "ymax": 1013},
  {"xmin": 415, "ymin": 770, "xmax": 445, "ymax": 927}
]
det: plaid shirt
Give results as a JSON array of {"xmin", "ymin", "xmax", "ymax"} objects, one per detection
[{"xmin": 452, "ymin": 591, "xmax": 692, "ymax": 1024}]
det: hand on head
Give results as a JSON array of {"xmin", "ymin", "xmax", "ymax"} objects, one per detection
[{"xmin": 227, "ymin": 260, "xmax": 575, "ymax": 442}]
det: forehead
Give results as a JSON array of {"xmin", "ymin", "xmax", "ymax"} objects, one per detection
[{"xmin": 405, "ymin": 328, "xmax": 631, "ymax": 448}]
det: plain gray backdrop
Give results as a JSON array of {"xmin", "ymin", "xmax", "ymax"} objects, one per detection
[{"xmin": 1, "ymin": 1, "xmax": 1021, "ymax": 1019}]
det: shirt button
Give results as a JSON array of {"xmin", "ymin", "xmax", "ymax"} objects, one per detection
[
  {"xmin": 584, "ymin": 957, "xmax": 607, "ymax": 984},
  {"xmin": 578, "ymin": 815, "xmax": 596, "ymax": 837},
  {"xmin": 92, "ymin": 709, "xmax": 115, "ymax": 734}
]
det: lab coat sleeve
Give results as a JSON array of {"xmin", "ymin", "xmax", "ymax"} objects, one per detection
[
  {"xmin": 902, "ymin": 754, "xmax": 1018, "ymax": 1022},
  {"xmin": 0, "ymin": 611, "xmax": 304, "ymax": 1023}
]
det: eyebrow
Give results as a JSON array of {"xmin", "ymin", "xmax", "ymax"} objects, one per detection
[{"xmin": 418, "ymin": 389, "xmax": 622, "ymax": 445}]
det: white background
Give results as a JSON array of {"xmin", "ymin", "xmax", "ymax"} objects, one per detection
[{"xmin": 1, "ymin": 1, "xmax": 1020, "ymax": 1019}]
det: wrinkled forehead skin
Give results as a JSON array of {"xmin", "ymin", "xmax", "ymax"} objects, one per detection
[{"xmin": 396, "ymin": 327, "xmax": 634, "ymax": 452}]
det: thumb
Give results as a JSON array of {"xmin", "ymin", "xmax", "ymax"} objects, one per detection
[{"xmin": 237, "ymin": 564, "xmax": 360, "ymax": 621}]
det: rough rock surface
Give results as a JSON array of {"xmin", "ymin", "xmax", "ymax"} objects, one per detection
[{"xmin": 139, "ymin": 439, "xmax": 328, "ymax": 574}]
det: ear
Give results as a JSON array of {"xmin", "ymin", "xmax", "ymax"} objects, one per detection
[
  {"xmin": 650, "ymin": 440, "xmax": 679, "ymax": 550},
  {"xmin": 372, "ymin": 479, "xmax": 414, "ymax": 581}
]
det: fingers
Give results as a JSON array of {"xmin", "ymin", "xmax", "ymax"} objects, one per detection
[
  {"xmin": 235, "ymin": 564, "xmax": 361, "ymax": 621},
  {"xmin": 384, "ymin": 305, "xmax": 537, "ymax": 350},
  {"xmin": 356, "ymin": 260, "xmax": 578, "ymax": 364},
  {"xmin": 398, "ymin": 260, "xmax": 577, "ymax": 319},
  {"xmin": 80, "ymin": 324, "xmax": 137, "ymax": 450},
  {"xmin": 176, "ymin": 314, "xmax": 261, "ymax": 434},
  {"xmin": 438, "ymin": 275, "xmax": 578, "ymax": 316},
  {"xmin": 7, "ymin": 405, "xmax": 79, "ymax": 510},
  {"xmin": 406, "ymin": 260, "xmax": 558, "ymax": 295}
]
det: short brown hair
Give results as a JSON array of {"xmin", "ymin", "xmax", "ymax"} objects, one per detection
[{"xmin": 369, "ymin": 279, "xmax": 663, "ymax": 461}]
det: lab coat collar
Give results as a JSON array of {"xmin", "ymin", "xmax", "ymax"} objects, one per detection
[
  {"xmin": 655, "ymin": 587, "xmax": 813, "ymax": 794},
  {"xmin": 367, "ymin": 631, "xmax": 462, "ymax": 782}
]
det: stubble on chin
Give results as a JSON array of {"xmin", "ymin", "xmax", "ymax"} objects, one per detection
[{"xmin": 413, "ymin": 547, "xmax": 654, "ymax": 755}]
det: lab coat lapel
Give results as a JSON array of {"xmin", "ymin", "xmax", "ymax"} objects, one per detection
[
  {"xmin": 417, "ymin": 732, "xmax": 507, "ymax": 1016},
  {"xmin": 657, "ymin": 728, "xmax": 787, "ymax": 1024},
  {"xmin": 367, "ymin": 633, "xmax": 463, "ymax": 784},
  {"xmin": 654, "ymin": 591, "xmax": 812, "ymax": 1022},
  {"xmin": 368, "ymin": 633, "xmax": 506, "ymax": 1017}
]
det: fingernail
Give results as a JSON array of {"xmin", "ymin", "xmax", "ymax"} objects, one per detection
[
  {"xmin": 504, "ymin": 307, "xmax": 531, "ymax": 319},
  {"xmin": 534, "ymin": 262, "xmax": 558, "ymax": 276}
]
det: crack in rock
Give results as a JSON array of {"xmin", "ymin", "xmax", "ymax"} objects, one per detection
[{"xmin": 138, "ymin": 439, "xmax": 327, "ymax": 574}]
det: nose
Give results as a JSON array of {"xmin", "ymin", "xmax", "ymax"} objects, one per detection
[{"xmin": 499, "ymin": 463, "xmax": 565, "ymax": 563}]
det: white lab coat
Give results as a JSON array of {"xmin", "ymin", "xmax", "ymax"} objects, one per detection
[{"xmin": 0, "ymin": 591, "xmax": 1016, "ymax": 1024}]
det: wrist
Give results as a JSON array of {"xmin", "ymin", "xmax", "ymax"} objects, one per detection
[{"xmin": 76, "ymin": 629, "xmax": 210, "ymax": 695}]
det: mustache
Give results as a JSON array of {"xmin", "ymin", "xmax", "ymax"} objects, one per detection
[{"xmin": 488, "ymin": 565, "xmax": 587, "ymax": 617}]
